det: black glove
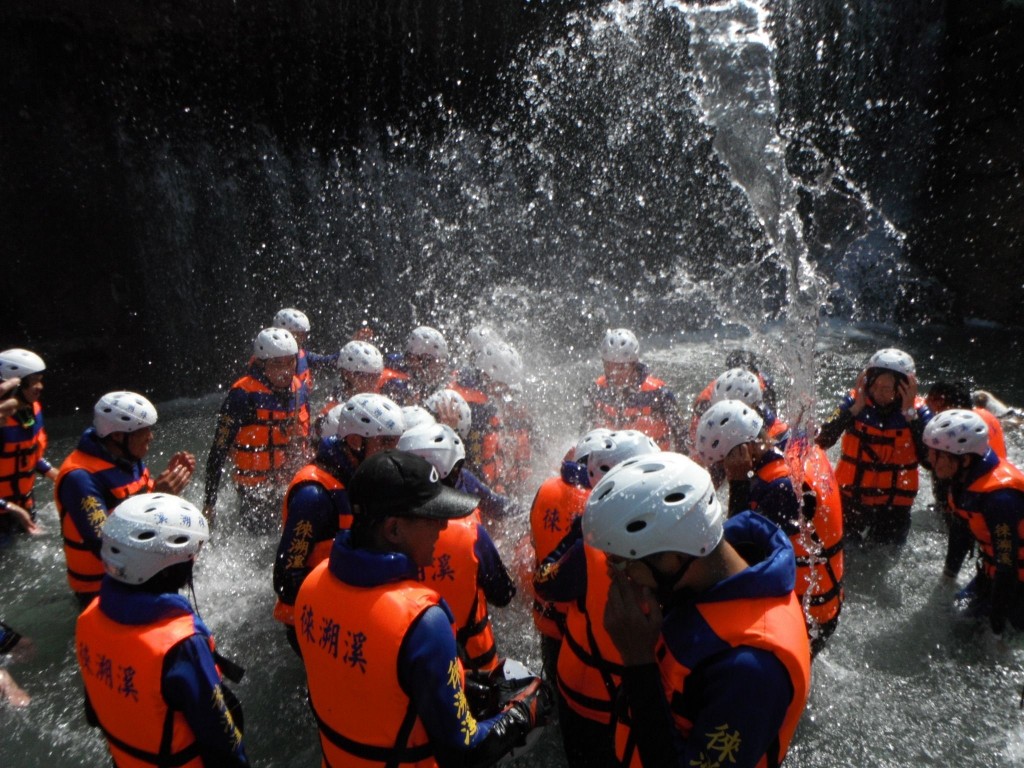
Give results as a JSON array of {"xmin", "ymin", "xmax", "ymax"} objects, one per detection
[{"xmin": 504, "ymin": 675, "xmax": 554, "ymax": 731}]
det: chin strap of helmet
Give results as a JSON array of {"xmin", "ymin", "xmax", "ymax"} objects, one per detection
[{"xmin": 649, "ymin": 555, "xmax": 697, "ymax": 606}]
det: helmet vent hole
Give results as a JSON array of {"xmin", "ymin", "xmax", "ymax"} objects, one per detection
[
  {"xmin": 596, "ymin": 486, "xmax": 615, "ymax": 500},
  {"xmin": 626, "ymin": 520, "xmax": 647, "ymax": 533},
  {"xmin": 664, "ymin": 492, "xmax": 686, "ymax": 504},
  {"xmin": 171, "ymin": 535, "xmax": 190, "ymax": 545},
  {"xmin": 137, "ymin": 530, "xmax": 156, "ymax": 541}
]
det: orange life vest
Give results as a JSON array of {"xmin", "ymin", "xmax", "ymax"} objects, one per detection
[
  {"xmin": 975, "ymin": 407, "xmax": 1008, "ymax": 460},
  {"xmin": 76, "ymin": 603, "xmax": 209, "ymax": 768},
  {"xmin": 616, "ymin": 591, "xmax": 811, "ymax": 768},
  {"xmin": 529, "ymin": 475, "xmax": 591, "ymax": 640},
  {"xmin": 558, "ymin": 544, "xmax": 624, "ymax": 725},
  {"xmin": 421, "ymin": 516, "xmax": 497, "ymax": 672},
  {"xmin": 779, "ymin": 443, "xmax": 845, "ymax": 628},
  {"xmin": 273, "ymin": 463, "xmax": 351, "ymax": 626},
  {"xmin": 297, "ymin": 562, "xmax": 450, "ymax": 768},
  {"xmin": 952, "ymin": 459, "xmax": 1024, "ymax": 581},
  {"xmin": 498, "ymin": 401, "xmax": 532, "ymax": 495},
  {"xmin": 0, "ymin": 401, "xmax": 47, "ymax": 511},
  {"xmin": 449, "ymin": 383, "xmax": 505, "ymax": 493},
  {"xmin": 591, "ymin": 374, "xmax": 673, "ymax": 448},
  {"xmin": 835, "ymin": 393, "xmax": 922, "ymax": 509},
  {"xmin": 56, "ymin": 451, "xmax": 153, "ymax": 595},
  {"xmin": 229, "ymin": 375, "xmax": 302, "ymax": 488}
]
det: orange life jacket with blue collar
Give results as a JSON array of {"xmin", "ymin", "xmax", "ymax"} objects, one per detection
[
  {"xmin": 56, "ymin": 442, "xmax": 154, "ymax": 595},
  {"xmin": 297, "ymin": 561, "xmax": 448, "ymax": 768},
  {"xmin": 420, "ymin": 516, "xmax": 498, "ymax": 672},
  {"xmin": 952, "ymin": 455, "xmax": 1024, "ymax": 581},
  {"xmin": 529, "ymin": 467, "xmax": 591, "ymax": 640},
  {"xmin": 449, "ymin": 381, "xmax": 505, "ymax": 493},
  {"xmin": 76, "ymin": 601, "xmax": 210, "ymax": 768},
  {"xmin": 974, "ymin": 407, "xmax": 1008, "ymax": 460},
  {"xmin": 835, "ymin": 392, "xmax": 926, "ymax": 509},
  {"xmin": 0, "ymin": 401, "xmax": 47, "ymax": 510},
  {"xmin": 273, "ymin": 463, "xmax": 352, "ymax": 626},
  {"xmin": 229, "ymin": 374, "xmax": 303, "ymax": 488},
  {"xmin": 557, "ymin": 543, "xmax": 624, "ymax": 725},
  {"xmin": 591, "ymin": 368, "xmax": 676, "ymax": 449}
]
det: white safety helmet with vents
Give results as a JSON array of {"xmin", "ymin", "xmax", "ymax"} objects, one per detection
[
  {"xmin": 94, "ymin": 391, "xmax": 158, "ymax": 438},
  {"xmin": 923, "ymin": 408, "xmax": 989, "ymax": 457},
  {"xmin": 584, "ymin": 452, "xmax": 724, "ymax": 559},
  {"xmin": 401, "ymin": 405, "xmax": 437, "ymax": 431},
  {"xmin": 710, "ymin": 368, "xmax": 763, "ymax": 408},
  {"xmin": 253, "ymin": 327, "xmax": 299, "ymax": 360},
  {"xmin": 586, "ymin": 430, "xmax": 661, "ymax": 487},
  {"xmin": 867, "ymin": 348, "xmax": 915, "ymax": 378},
  {"xmin": 0, "ymin": 348, "xmax": 45, "ymax": 380},
  {"xmin": 476, "ymin": 342, "xmax": 524, "ymax": 387},
  {"xmin": 273, "ymin": 307, "xmax": 311, "ymax": 335},
  {"xmin": 695, "ymin": 400, "xmax": 765, "ymax": 466},
  {"xmin": 406, "ymin": 326, "xmax": 449, "ymax": 360},
  {"xmin": 600, "ymin": 329, "xmax": 640, "ymax": 364},
  {"xmin": 424, "ymin": 389, "xmax": 473, "ymax": 437},
  {"xmin": 398, "ymin": 423, "xmax": 467, "ymax": 480},
  {"xmin": 573, "ymin": 428, "xmax": 615, "ymax": 463},
  {"xmin": 101, "ymin": 493, "xmax": 209, "ymax": 585},
  {"xmin": 335, "ymin": 393, "xmax": 405, "ymax": 439},
  {"xmin": 466, "ymin": 325, "xmax": 502, "ymax": 355},
  {"xmin": 337, "ymin": 340, "xmax": 384, "ymax": 375}
]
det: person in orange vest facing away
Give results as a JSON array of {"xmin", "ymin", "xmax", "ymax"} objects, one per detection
[
  {"xmin": 475, "ymin": 340, "xmax": 534, "ymax": 497},
  {"xmin": 527, "ymin": 429, "xmax": 609, "ymax": 683},
  {"xmin": 535, "ymin": 429, "xmax": 660, "ymax": 768},
  {"xmin": 295, "ymin": 449, "xmax": 553, "ymax": 768},
  {"xmin": 591, "ymin": 452, "xmax": 811, "ymax": 768},
  {"xmin": 380, "ymin": 325, "xmax": 452, "ymax": 406},
  {"xmin": 274, "ymin": 393, "xmax": 405, "ymax": 654},
  {"xmin": 696, "ymin": 399, "xmax": 844, "ymax": 656},
  {"xmin": 0, "ymin": 349, "xmax": 57, "ymax": 536},
  {"xmin": 56, "ymin": 391, "xmax": 195, "ymax": 609},
  {"xmin": 75, "ymin": 493, "xmax": 248, "ymax": 767},
  {"xmin": 312, "ymin": 339, "xmax": 386, "ymax": 442},
  {"xmin": 815, "ymin": 347, "xmax": 932, "ymax": 546},
  {"xmin": 399, "ymin": 422, "xmax": 516, "ymax": 672},
  {"xmin": 583, "ymin": 328, "xmax": 685, "ymax": 452},
  {"xmin": 925, "ymin": 409, "xmax": 1024, "ymax": 638},
  {"xmin": 449, "ymin": 342, "xmax": 509, "ymax": 494},
  {"xmin": 203, "ymin": 327, "xmax": 303, "ymax": 533}
]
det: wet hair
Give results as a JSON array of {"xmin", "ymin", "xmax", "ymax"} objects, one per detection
[
  {"xmin": 927, "ymin": 381, "xmax": 972, "ymax": 409},
  {"xmin": 726, "ymin": 349, "xmax": 759, "ymax": 372}
]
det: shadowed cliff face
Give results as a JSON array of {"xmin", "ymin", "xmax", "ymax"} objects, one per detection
[{"xmin": 0, "ymin": 0, "xmax": 1019, "ymax": 415}]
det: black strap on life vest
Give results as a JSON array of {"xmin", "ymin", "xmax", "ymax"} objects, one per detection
[
  {"xmin": 310, "ymin": 695, "xmax": 433, "ymax": 766},
  {"xmin": 95, "ymin": 709, "xmax": 201, "ymax": 768},
  {"xmin": 455, "ymin": 595, "xmax": 497, "ymax": 671}
]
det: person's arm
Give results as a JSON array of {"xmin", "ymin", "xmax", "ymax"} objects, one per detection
[
  {"xmin": 273, "ymin": 483, "xmax": 345, "ymax": 609},
  {"xmin": 474, "ymin": 525, "xmax": 515, "ymax": 608},
  {"xmin": 981, "ymin": 490, "xmax": 1024, "ymax": 634},
  {"xmin": 532, "ymin": 518, "xmax": 587, "ymax": 603},
  {"xmin": 203, "ymin": 391, "xmax": 248, "ymax": 517},
  {"xmin": 943, "ymin": 510, "xmax": 974, "ymax": 579},
  {"xmin": 459, "ymin": 470, "xmax": 521, "ymax": 520},
  {"xmin": 659, "ymin": 388, "xmax": 687, "ymax": 454},
  {"xmin": 306, "ymin": 350, "xmax": 339, "ymax": 371},
  {"xmin": 815, "ymin": 401, "xmax": 854, "ymax": 449},
  {"xmin": 58, "ymin": 470, "xmax": 110, "ymax": 552},
  {"xmin": 163, "ymin": 636, "xmax": 249, "ymax": 767}
]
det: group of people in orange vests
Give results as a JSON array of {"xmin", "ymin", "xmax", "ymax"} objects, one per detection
[{"xmin": 0, "ymin": 318, "xmax": 1020, "ymax": 768}]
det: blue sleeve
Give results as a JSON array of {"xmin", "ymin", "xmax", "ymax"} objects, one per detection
[
  {"xmin": 533, "ymin": 523, "xmax": 587, "ymax": 603},
  {"xmin": 751, "ymin": 477, "xmax": 800, "ymax": 536},
  {"xmin": 474, "ymin": 525, "xmax": 515, "ymax": 607},
  {"xmin": 58, "ymin": 469, "xmax": 109, "ymax": 550},
  {"xmin": 400, "ymin": 606, "xmax": 500, "ymax": 751},
  {"xmin": 459, "ymin": 470, "xmax": 519, "ymax": 520},
  {"xmin": 815, "ymin": 394, "xmax": 855, "ymax": 449},
  {"xmin": 274, "ymin": 484, "xmax": 346, "ymax": 607},
  {"xmin": 36, "ymin": 457, "xmax": 53, "ymax": 475},
  {"xmin": 163, "ymin": 636, "xmax": 249, "ymax": 767},
  {"xmin": 203, "ymin": 389, "xmax": 250, "ymax": 509},
  {"xmin": 678, "ymin": 647, "xmax": 793, "ymax": 768},
  {"xmin": 983, "ymin": 490, "xmax": 1024, "ymax": 578},
  {"xmin": 305, "ymin": 351, "xmax": 339, "ymax": 371}
]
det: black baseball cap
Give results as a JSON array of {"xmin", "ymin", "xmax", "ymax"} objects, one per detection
[{"xmin": 349, "ymin": 449, "xmax": 479, "ymax": 520}]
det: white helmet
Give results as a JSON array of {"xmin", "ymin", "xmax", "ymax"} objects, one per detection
[
  {"xmin": 586, "ymin": 430, "xmax": 661, "ymax": 486},
  {"xmin": 0, "ymin": 348, "xmax": 45, "ymax": 380},
  {"xmin": 336, "ymin": 393, "xmax": 405, "ymax": 439},
  {"xmin": 475, "ymin": 342, "xmax": 524, "ymax": 387},
  {"xmin": 273, "ymin": 307, "xmax": 311, "ymax": 335},
  {"xmin": 406, "ymin": 326, "xmax": 449, "ymax": 360},
  {"xmin": 584, "ymin": 452, "xmax": 723, "ymax": 559},
  {"xmin": 101, "ymin": 493, "xmax": 209, "ymax": 585},
  {"xmin": 867, "ymin": 347, "xmax": 915, "ymax": 378},
  {"xmin": 253, "ymin": 327, "xmax": 298, "ymax": 360},
  {"xmin": 424, "ymin": 389, "xmax": 472, "ymax": 437},
  {"xmin": 94, "ymin": 391, "xmax": 158, "ymax": 438},
  {"xmin": 923, "ymin": 408, "xmax": 989, "ymax": 456},
  {"xmin": 398, "ymin": 423, "xmax": 467, "ymax": 479},
  {"xmin": 466, "ymin": 324, "xmax": 502, "ymax": 355},
  {"xmin": 573, "ymin": 428, "xmax": 615, "ymax": 463},
  {"xmin": 710, "ymin": 368, "xmax": 763, "ymax": 407},
  {"xmin": 337, "ymin": 340, "xmax": 384, "ymax": 375},
  {"xmin": 401, "ymin": 405, "xmax": 437, "ymax": 431},
  {"xmin": 695, "ymin": 400, "xmax": 764, "ymax": 465},
  {"xmin": 601, "ymin": 329, "xmax": 640, "ymax": 364}
]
